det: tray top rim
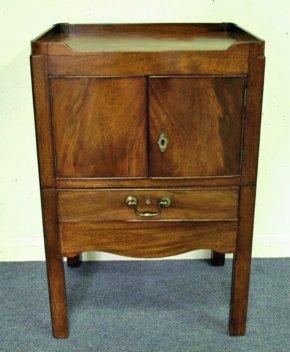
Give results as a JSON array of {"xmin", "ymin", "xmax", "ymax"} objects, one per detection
[{"xmin": 31, "ymin": 23, "xmax": 264, "ymax": 55}]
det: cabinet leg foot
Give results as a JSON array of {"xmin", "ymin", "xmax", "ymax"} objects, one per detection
[
  {"xmin": 49, "ymin": 258, "xmax": 69, "ymax": 339},
  {"xmin": 67, "ymin": 255, "xmax": 81, "ymax": 268},
  {"xmin": 229, "ymin": 322, "xmax": 246, "ymax": 336},
  {"xmin": 211, "ymin": 251, "xmax": 225, "ymax": 266},
  {"xmin": 229, "ymin": 250, "xmax": 250, "ymax": 338}
]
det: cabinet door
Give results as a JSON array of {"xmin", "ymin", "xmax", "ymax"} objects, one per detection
[
  {"xmin": 50, "ymin": 77, "xmax": 147, "ymax": 178},
  {"xmin": 149, "ymin": 76, "xmax": 246, "ymax": 177}
]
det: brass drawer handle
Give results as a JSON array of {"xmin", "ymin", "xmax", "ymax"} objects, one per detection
[{"xmin": 125, "ymin": 196, "xmax": 172, "ymax": 218}]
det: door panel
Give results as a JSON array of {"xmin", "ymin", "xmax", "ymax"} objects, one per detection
[
  {"xmin": 149, "ymin": 76, "xmax": 246, "ymax": 177},
  {"xmin": 50, "ymin": 77, "xmax": 147, "ymax": 178}
]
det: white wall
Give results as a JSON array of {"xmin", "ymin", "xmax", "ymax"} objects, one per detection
[{"xmin": 0, "ymin": 0, "xmax": 289, "ymax": 261}]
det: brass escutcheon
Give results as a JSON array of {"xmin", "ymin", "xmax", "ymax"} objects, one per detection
[
  {"xmin": 125, "ymin": 196, "xmax": 172, "ymax": 218},
  {"xmin": 158, "ymin": 132, "xmax": 169, "ymax": 152}
]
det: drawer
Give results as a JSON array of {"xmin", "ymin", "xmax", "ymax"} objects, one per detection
[{"xmin": 58, "ymin": 188, "xmax": 239, "ymax": 221}]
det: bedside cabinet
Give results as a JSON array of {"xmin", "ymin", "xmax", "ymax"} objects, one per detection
[{"xmin": 30, "ymin": 23, "xmax": 265, "ymax": 338}]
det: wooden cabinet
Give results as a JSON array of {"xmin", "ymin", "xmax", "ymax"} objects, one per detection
[{"xmin": 30, "ymin": 23, "xmax": 265, "ymax": 339}]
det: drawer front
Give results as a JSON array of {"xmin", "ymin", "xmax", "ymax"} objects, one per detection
[{"xmin": 58, "ymin": 188, "xmax": 239, "ymax": 221}]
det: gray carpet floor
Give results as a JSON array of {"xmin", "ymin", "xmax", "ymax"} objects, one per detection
[{"xmin": 0, "ymin": 259, "xmax": 289, "ymax": 352}]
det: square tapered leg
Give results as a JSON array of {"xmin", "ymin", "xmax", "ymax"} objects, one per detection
[
  {"xmin": 42, "ymin": 189, "xmax": 68, "ymax": 339},
  {"xmin": 229, "ymin": 186, "xmax": 256, "ymax": 336}
]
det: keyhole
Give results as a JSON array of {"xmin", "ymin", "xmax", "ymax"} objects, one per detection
[
  {"xmin": 145, "ymin": 196, "xmax": 151, "ymax": 205},
  {"xmin": 158, "ymin": 132, "xmax": 168, "ymax": 152}
]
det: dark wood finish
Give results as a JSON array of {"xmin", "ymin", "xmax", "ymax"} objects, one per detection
[
  {"xmin": 60, "ymin": 221, "xmax": 237, "ymax": 258},
  {"xmin": 67, "ymin": 255, "xmax": 81, "ymax": 268},
  {"xmin": 58, "ymin": 188, "xmax": 238, "ymax": 221},
  {"xmin": 50, "ymin": 77, "xmax": 147, "ymax": 178},
  {"xmin": 229, "ymin": 186, "xmax": 256, "ymax": 336},
  {"xmin": 149, "ymin": 76, "xmax": 245, "ymax": 177},
  {"xmin": 211, "ymin": 251, "xmax": 225, "ymax": 266},
  {"xmin": 31, "ymin": 23, "xmax": 265, "ymax": 338},
  {"xmin": 30, "ymin": 56, "xmax": 55, "ymax": 188},
  {"xmin": 41, "ymin": 189, "xmax": 68, "ymax": 338}
]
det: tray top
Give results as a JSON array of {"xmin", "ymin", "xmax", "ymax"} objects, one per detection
[{"xmin": 32, "ymin": 23, "xmax": 262, "ymax": 54}]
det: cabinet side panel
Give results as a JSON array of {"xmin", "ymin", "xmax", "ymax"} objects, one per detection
[{"xmin": 30, "ymin": 55, "xmax": 55, "ymax": 188}]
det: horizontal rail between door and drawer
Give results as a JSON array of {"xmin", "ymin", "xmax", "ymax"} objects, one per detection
[{"xmin": 55, "ymin": 176, "xmax": 241, "ymax": 189}]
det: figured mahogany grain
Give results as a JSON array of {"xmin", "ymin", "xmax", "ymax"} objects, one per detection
[
  {"xmin": 60, "ymin": 221, "xmax": 237, "ymax": 258},
  {"xmin": 58, "ymin": 188, "xmax": 239, "ymax": 221},
  {"xmin": 50, "ymin": 77, "xmax": 147, "ymax": 178},
  {"xmin": 149, "ymin": 76, "xmax": 246, "ymax": 177}
]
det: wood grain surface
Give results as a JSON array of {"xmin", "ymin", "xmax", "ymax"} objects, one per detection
[
  {"xmin": 149, "ymin": 76, "xmax": 246, "ymax": 177},
  {"xmin": 47, "ymin": 48, "xmax": 249, "ymax": 76},
  {"xmin": 60, "ymin": 221, "xmax": 237, "ymax": 258},
  {"xmin": 58, "ymin": 188, "xmax": 239, "ymax": 221},
  {"xmin": 50, "ymin": 77, "xmax": 147, "ymax": 178}
]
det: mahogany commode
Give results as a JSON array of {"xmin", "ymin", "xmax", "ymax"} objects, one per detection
[{"xmin": 30, "ymin": 23, "xmax": 265, "ymax": 338}]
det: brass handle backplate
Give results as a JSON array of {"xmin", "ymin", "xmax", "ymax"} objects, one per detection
[
  {"xmin": 125, "ymin": 196, "xmax": 172, "ymax": 218},
  {"xmin": 158, "ymin": 132, "xmax": 169, "ymax": 152}
]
